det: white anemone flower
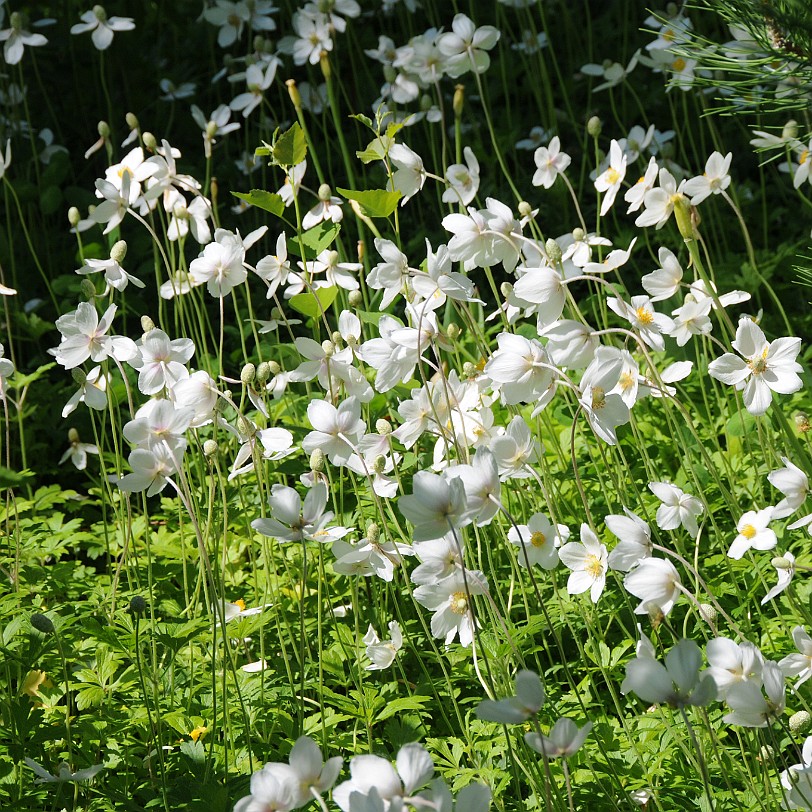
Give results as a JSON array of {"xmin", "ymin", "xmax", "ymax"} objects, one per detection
[
  {"xmin": 363, "ymin": 621, "xmax": 403, "ymax": 670},
  {"xmin": 624, "ymin": 558, "xmax": 681, "ymax": 616},
  {"xmin": 558, "ymin": 524, "xmax": 608, "ymax": 603},
  {"xmin": 524, "ymin": 718, "xmax": 593, "ymax": 759},
  {"xmin": 728, "ymin": 507, "xmax": 776, "ymax": 559},
  {"xmin": 71, "ymin": 6, "xmax": 135, "ymax": 50},
  {"xmin": 648, "ymin": 481, "xmax": 704, "ymax": 538},
  {"xmin": 723, "ymin": 661, "xmax": 785, "ymax": 727},
  {"xmin": 708, "ymin": 317, "xmax": 803, "ymax": 416},
  {"xmin": 779, "ymin": 626, "xmax": 812, "ymax": 688}
]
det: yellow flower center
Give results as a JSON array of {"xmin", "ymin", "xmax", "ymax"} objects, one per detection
[
  {"xmin": 591, "ymin": 386, "xmax": 606, "ymax": 410},
  {"xmin": 801, "ymin": 150, "xmax": 810, "ymax": 166},
  {"xmin": 605, "ymin": 168, "xmax": 620, "ymax": 185},
  {"xmin": 449, "ymin": 591, "xmax": 469, "ymax": 614},
  {"xmin": 619, "ymin": 371, "xmax": 636, "ymax": 392},
  {"xmin": 234, "ymin": 599, "xmax": 246, "ymax": 611},
  {"xmin": 740, "ymin": 524, "xmax": 757, "ymax": 540},
  {"xmin": 635, "ymin": 306, "xmax": 654, "ymax": 325},
  {"xmin": 746, "ymin": 349, "xmax": 769, "ymax": 375},
  {"xmin": 672, "ymin": 57, "xmax": 686, "ymax": 71},
  {"xmin": 584, "ymin": 554, "xmax": 604, "ymax": 579},
  {"xmin": 530, "ymin": 531, "xmax": 546, "ymax": 548}
]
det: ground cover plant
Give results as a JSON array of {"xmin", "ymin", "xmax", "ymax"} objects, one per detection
[{"xmin": 2, "ymin": 0, "xmax": 812, "ymax": 809}]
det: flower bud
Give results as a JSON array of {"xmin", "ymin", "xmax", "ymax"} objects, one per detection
[
  {"xmin": 68, "ymin": 428, "xmax": 80, "ymax": 444},
  {"xmin": 673, "ymin": 195, "xmax": 694, "ymax": 241},
  {"xmin": 206, "ymin": 120, "xmax": 219, "ymax": 140},
  {"xmin": 372, "ymin": 455, "xmax": 387, "ymax": 474},
  {"xmin": 771, "ymin": 556, "xmax": 792, "ymax": 570},
  {"xmin": 321, "ymin": 339, "xmax": 335, "ymax": 357},
  {"xmin": 310, "ymin": 448, "xmax": 325, "ymax": 473},
  {"xmin": 462, "ymin": 361, "xmax": 476, "ymax": 378},
  {"xmin": 143, "ymin": 132, "xmax": 157, "ymax": 152},
  {"xmin": 236, "ymin": 416, "xmax": 252, "ymax": 435},
  {"xmin": 141, "ymin": 315, "xmax": 155, "ymax": 333},
  {"xmin": 446, "ymin": 323, "xmax": 461, "ymax": 340},
  {"xmin": 71, "ymin": 368, "xmax": 87, "ymax": 385},
  {"xmin": 572, "ymin": 227, "xmax": 585, "ymax": 242},
  {"xmin": 366, "ymin": 522, "xmax": 380, "ymax": 544},
  {"xmin": 500, "ymin": 281, "xmax": 513, "ymax": 297},
  {"xmin": 80, "ymin": 279, "xmax": 96, "ymax": 301},
  {"xmin": 545, "ymin": 238, "xmax": 562, "ymax": 264},
  {"xmin": 68, "ymin": 206, "xmax": 81, "ymax": 227},
  {"xmin": 698, "ymin": 603, "xmax": 717, "ymax": 625},
  {"xmin": 253, "ymin": 35, "xmax": 265, "ymax": 52},
  {"xmin": 319, "ymin": 50, "xmax": 331, "ymax": 80},
  {"xmin": 203, "ymin": 439, "xmax": 218, "ymax": 457},
  {"xmin": 128, "ymin": 595, "xmax": 148, "ymax": 615},
  {"xmin": 790, "ymin": 710, "xmax": 812, "ymax": 734},
  {"xmin": 783, "ymin": 120, "xmax": 799, "ymax": 140},
  {"xmin": 110, "ymin": 240, "xmax": 127, "ymax": 263},
  {"xmin": 267, "ymin": 360, "xmax": 281, "ymax": 375},
  {"xmin": 759, "ymin": 745, "xmax": 774, "ymax": 762},
  {"xmin": 517, "ymin": 201, "xmax": 533, "ymax": 218},
  {"xmin": 125, "ymin": 111, "xmax": 139, "ymax": 130},
  {"xmin": 240, "ymin": 363, "xmax": 256, "ymax": 385},
  {"xmin": 9, "ymin": 12, "xmax": 22, "ymax": 30},
  {"xmin": 256, "ymin": 361, "xmax": 271, "ymax": 385},
  {"xmin": 97, "ymin": 120, "xmax": 110, "ymax": 138},
  {"xmin": 587, "ymin": 115, "xmax": 602, "ymax": 138},
  {"xmin": 348, "ymin": 290, "xmax": 363, "ymax": 308},
  {"xmin": 30, "ymin": 613, "xmax": 55, "ymax": 634},
  {"xmin": 375, "ymin": 418, "xmax": 392, "ymax": 435},
  {"xmin": 357, "ymin": 240, "xmax": 365, "ymax": 263},
  {"xmin": 453, "ymin": 84, "xmax": 465, "ymax": 118},
  {"xmin": 419, "ymin": 94, "xmax": 432, "ymax": 112},
  {"xmin": 383, "ymin": 65, "xmax": 397, "ymax": 84},
  {"xmin": 286, "ymin": 79, "xmax": 302, "ymax": 110},
  {"xmin": 331, "ymin": 330, "xmax": 343, "ymax": 348},
  {"xmin": 93, "ymin": 5, "xmax": 107, "ymax": 22},
  {"xmin": 318, "ymin": 183, "xmax": 332, "ymax": 202}
]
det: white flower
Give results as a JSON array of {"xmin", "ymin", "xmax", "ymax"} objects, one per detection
[
  {"xmin": 251, "ymin": 482, "xmax": 349, "ymax": 544},
  {"xmin": 302, "ymin": 397, "xmax": 366, "ymax": 466},
  {"xmin": 781, "ymin": 736, "xmax": 812, "ymax": 811},
  {"xmin": 762, "ymin": 552, "xmax": 795, "ymax": 604},
  {"xmin": 50, "ymin": 302, "xmax": 137, "ymax": 369},
  {"xmin": 642, "ymin": 247, "xmax": 683, "ymax": 301},
  {"xmin": 594, "ymin": 140, "xmax": 627, "ymax": 216},
  {"xmin": 648, "ymin": 481, "xmax": 704, "ymax": 538},
  {"xmin": 442, "ymin": 146, "xmax": 480, "ymax": 206},
  {"xmin": 0, "ymin": 13, "xmax": 48, "ymax": 65},
  {"xmin": 399, "ymin": 470, "xmax": 473, "ymax": 542},
  {"xmin": 635, "ymin": 167, "xmax": 685, "ymax": 229},
  {"xmin": 233, "ymin": 763, "xmax": 300, "ymax": 812},
  {"xmin": 508, "ymin": 512, "xmax": 566, "ymax": 569},
  {"xmin": 682, "ymin": 151, "xmax": 732, "ymax": 205},
  {"xmin": 436, "ymin": 13, "xmax": 500, "ymax": 78},
  {"xmin": 558, "ymin": 524, "xmax": 608, "ymax": 603},
  {"xmin": 779, "ymin": 627, "xmax": 812, "ymax": 688},
  {"xmin": 189, "ymin": 229, "xmax": 247, "ymax": 296},
  {"xmin": 708, "ymin": 317, "xmax": 803, "ymax": 416},
  {"xmin": 59, "ymin": 430, "xmax": 99, "ymax": 471},
  {"xmin": 723, "ymin": 661, "xmax": 785, "ymax": 727},
  {"xmin": 24, "ymin": 758, "xmax": 103, "ymax": 784},
  {"xmin": 606, "ymin": 509, "xmax": 652, "ymax": 572},
  {"xmin": 532, "ymin": 136, "xmax": 571, "ymax": 188},
  {"xmin": 388, "ymin": 142, "xmax": 427, "ymax": 204},
  {"xmin": 706, "ymin": 637, "xmax": 764, "ymax": 698},
  {"xmin": 524, "ymin": 718, "xmax": 592, "ymax": 758},
  {"xmin": 768, "ymin": 458, "xmax": 809, "ymax": 519},
  {"xmin": 364, "ymin": 621, "xmax": 403, "ymax": 670},
  {"xmin": 606, "ymin": 294, "xmax": 674, "ymax": 352},
  {"xmin": 71, "ymin": 6, "xmax": 134, "ymax": 50},
  {"xmin": 728, "ymin": 508, "xmax": 776, "ymax": 559},
  {"xmin": 130, "ymin": 328, "xmax": 194, "ymax": 395},
  {"xmin": 477, "ymin": 669, "xmax": 545, "ymax": 724},
  {"xmin": 413, "ymin": 570, "xmax": 488, "ymax": 646},
  {"xmin": 484, "ymin": 333, "xmax": 556, "ymax": 407},
  {"xmin": 624, "ymin": 558, "xmax": 681, "ymax": 616}
]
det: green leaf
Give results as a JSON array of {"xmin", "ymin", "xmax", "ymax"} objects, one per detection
[
  {"xmin": 75, "ymin": 684, "xmax": 105, "ymax": 710},
  {"xmin": 375, "ymin": 696, "xmax": 432, "ymax": 723},
  {"xmin": 0, "ymin": 467, "xmax": 34, "ymax": 488},
  {"xmin": 273, "ymin": 122, "xmax": 307, "ymax": 167},
  {"xmin": 337, "ymin": 188, "xmax": 401, "ymax": 218},
  {"xmin": 725, "ymin": 410, "xmax": 757, "ymax": 437},
  {"xmin": 230, "ymin": 189, "xmax": 285, "ymax": 217},
  {"xmin": 288, "ymin": 286, "xmax": 338, "ymax": 319},
  {"xmin": 357, "ymin": 134, "xmax": 394, "ymax": 164},
  {"xmin": 287, "ymin": 221, "xmax": 341, "ymax": 259}
]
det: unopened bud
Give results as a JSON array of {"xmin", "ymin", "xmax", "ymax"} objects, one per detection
[
  {"xmin": 383, "ymin": 65, "xmax": 397, "ymax": 84},
  {"xmin": 93, "ymin": 5, "xmax": 107, "ymax": 21},
  {"xmin": 318, "ymin": 183, "xmax": 332, "ymax": 201},
  {"xmin": 698, "ymin": 603, "xmax": 717, "ymax": 625},
  {"xmin": 110, "ymin": 239, "xmax": 127, "ymax": 263},
  {"xmin": 545, "ymin": 238, "xmax": 562, "ymax": 264},
  {"xmin": 253, "ymin": 34, "xmax": 265, "ymax": 52},
  {"xmin": 419, "ymin": 94, "xmax": 432, "ymax": 112},
  {"xmin": 286, "ymin": 79, "xmax": 302, "ymax": 110},
  {"xmin": 673, "ymin": 195, "xmax": 694, "ymax": 241},
  {"xmin": 206, "ymin": 120, "xmax": 218, "ymax": 140},
  {"xmin": 783, "ymin": 119, "xmax": 799, "ymax": 140},
  {"xmin": 795, "ymin": 412, "xmax": 810, "ymax": 433},
  {"xmin": 453, "ymin": 84, "xmax": 464, "ymax": 118},
  {"xmin": 9, "ymin": 12, "xmax": 22, "ymax": 30},
  {"xmin": 125, "ymin": 111, "xmax": 139, "ymax": 130},
  {"xmin": 375, "ymin": 418, "xmax": 392, "ymax": 435},
  {"xmin": 587, "ymin": 116, "xmax": 602, "ymax": 138},
  {"xmin": 321, "ymin": 339, "xmax": 335, "ymax": 357},
  {"xmin": 500, "ymin": 281, "xmax": 513, "ymax": 298},
  {"xmin": 572, "ymin": 227, "xmax": 585, "ymax": 242},
  {"xmin": 211, "ymin": 177, "xmax": 219, "ymax": 204},
  {"xmin": 80, "ymin": 279, "xmax": 96, "ymax": 300},
  {"xmin": 240, "ymin": 363, "xmax": 256, "ymax": 385},
  {"xmin": 128, "ymin": 595, "xmax": 148, "ymax": 615},
  {"xmin": 141, "ymin": 315, "xmax": 155, "ymax": 333},
  {"xmin": 143, "ymin": 132, "xmax": 157, "ymax": 152},
  {"xmin": 310, "ymin": 448, "xmax": 325, "ymax": 473},
  {"xmin": 446, "ymin": 323, "xmax": 461, "ymax": 340},
  {"xmin": 366, "ymin": 522, "xmax": 380, "ymax": 544},
  {"xmin": 759, "ymin": 745, "xmax": 774, "ymax": 762},
  {"xmin": 357, "ymin": 240, "xmax": 365, "ymax": 263},
  {"xmin": 791, "ymin": 710, "xmax": 812, "ymax": 734},
  {"xmin": 771, "ymin": 556, "xmax": 792, "ymax": 570},
  {"xmin": 267, "ymin": 360, "xmax": 280, "ymax": 375},
  {"xmin": 348, "ymin": 290, "xmax": 363, "ymax": 308},
  {"xmin": 71, "ymin": 368, "xmax": 87, "ymax": 385},
  {"xmin": 319, "ymin": 49, "xmax": 331, "ymax": 80},
  {"xmin": 203, "ymin": 439, "xmax": 218, "ymax": 457},
  {"xmin": 372, "ymin": 455, "xmax": 387, "ymax": 474},
  {"xmin": 68, "ymin": 206, "xmax": 81, "ymax": 227},
  {"xmin": 68, "ymin": 428, "xmax": 80, "ymax": 444},
  {"xmin": 30, "ymin": 613, "xmax": 55, "ymax": 634},
  {"xmin": 256, "ymin": 362, "xmax": 271, "ymax": 385},
  {"xmin": 236, "ymin": 416, "xmax": 252, "ymax": 435},
  {"xmin": 97, "ymin": 120, "xmax": 110, "ymax": 138},
  {"xmin": 518, "ymin": 201, "xmax": 533, "ymax": 218},
  {"xmin": 331, "ymin": 330, "xmax": 343, "ymax": 347}
]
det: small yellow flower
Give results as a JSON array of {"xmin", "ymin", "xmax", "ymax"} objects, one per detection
[
  {"xmin": 189, "ymin": 725, "xmax": 208, "ymax": 742},
  {"xmin": 21, "ymin": 669, "xmax": 48, "ymax": 697}
]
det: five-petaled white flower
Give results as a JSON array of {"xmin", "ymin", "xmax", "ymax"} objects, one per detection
[{"xmin": 71, "ymin": 6, "xmax": 135, "ymax": 50}]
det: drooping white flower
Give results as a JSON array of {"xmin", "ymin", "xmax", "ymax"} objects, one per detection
[
  {"xmin": 648, "ymin": 481, "xmax": 704, "ymax": 538},
  {"xmin": 624, "ymin": 558, "xmax": 681, "ymax": 616},
  {"xmin": 399, "ymin": 470, "xmax": 473, "ymax": 542},
  {"xmin": 606, "ymin": 509, "xmax": 652, "ymax": 572},
  {"xmin": 251, "ymin": 482, "xmax": 349, "ymax": 544},
  {"xmin": 642, "ymin": 247, "xmax": 683, "ymax": 301},
  {"xmin": 363, "ymin": 621, "xmax": 403, "ymax": 670},
  {"xmin": 768, "ymin": 458, "xmax": 809, "ymax": 520},
  {"xmin": 442, "ymin": 146, "xmax": 480, "ymax": 206},
  {"xmin": 524, "ymin": 718, "xmax": 592, "ymax": 759},
  {"xmin": 723, "ymin": 660, "xmax": 785, "ymax": 727},
  {"xmin": 477, "ymin": 669, "xmax": 545, "ymax": 724},
  {"xmin": 762, "ymin": 552, "xmax": 795, "ymax": 605},
  {"xmin": 706, "ymin": 637, "xmax": 764, "ymax": 698},
  {"xmin": 779, "ymin": 627, "xmax": 812, "ymax": 689},
  {"xmin": 594, "ymin": 140, "xmax": 627, "ymax": 216}
]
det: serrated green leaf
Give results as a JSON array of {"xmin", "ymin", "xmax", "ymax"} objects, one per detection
[
  {"xmin": 0, "ymin": 467, "xmax": 34, "ymax": 488},
  {"xmin": 376, "ymin": 696, "xmax": 432, "ymax": 723},
  {"xmin": 75, "ymin": 684, "xmax": 105, "ymax": 710},
  {"xmin": 287, "ymin": 221, "xmax": 341, "ymax": 259},
  {"xmin": 357, "ymin": 134, "xmax": 394, "ymax": 164},
  {"xmin": 289, "ymin": 286, "xmax": 338, "ymax": 319},
  {"xmin": 273, "ymin": 122, "xmax": 307, "ymax": 167},
  {"xmin": 337, "ymin": 187, "xmax": 401, "ymax": 218},
  {"xmin": 230, "ymin": 189, "xmax": 285, "ymax": 217}
]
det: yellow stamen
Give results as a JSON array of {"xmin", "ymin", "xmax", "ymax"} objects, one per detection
[
  {"xmin": 740, "ymin": 524, "xmax": 757, "ymax": 540},
  {"xmin": 449, "ymin": 591, "xmax": 469, "ymax": 614},
  {"xmin": 530, "ymin": 531, "xmax": 546, "ymax": 548}
]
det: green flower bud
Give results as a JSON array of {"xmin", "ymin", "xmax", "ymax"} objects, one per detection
[
  {"xmin": 68, "ymin": 206, "xmax": 81, "ymax": 227},
  {"xmin": 795, "ymin": 412, "xmax": 810, "ymax": 433},
  {"xmin": 784, "ymin": 120, "xmax": 799, "ymax": 140},
  {"xmin": 110, "ymin": 240, "xmax": 127, "ymax": 263},
  {"xmin": 587, "ymin": 116, "xmax": 602, "ymax": 138},
  {"xmin": 348, "ymin": 290, "xmax": 363, "ymax": 308},
  {"xmin": 68, "ymin": 428, "xmax": 80, "ymax": 444},
  {"xmin": 698, "ymin": 603, "xmax": 717, "ymax": 625},
  {"xmin": 572, "ymin": 227, "xmax": 585, "ymax": 242},
  {"xmin": 140, "ymin": 315, "xmax": 155, "ymax": 333},
  {"xmin": 366, "ymin": 522, "xmax": 380, "ymax": 544},
  {"xmin": 446, "ymin": 323, "xmax": 461, "ymax": 340},
  {"xmin": 318, "ymin": 183, "xmax": 332, "ymax": 202},
  {"xmin": 240, "ymin": 363, "xmax": 256, "ymax": 385},
  {"xmin": 517, "ymin": 201, "xmax": 533, "ymax": 218},
  {"xmin": 203, "ymin": 439, "xmax": 218, "ymax": 457},
  {"xmin": 125, "ymin": 111, "xmax": 139, "ymax": 130},
  {"xmin": 771, "ymin": 556, "xmax": 792, "ymax": 570},
  {"xmin": 453, "ymin": 84, "xmax": 464, "ymax": 118},
  {"xmin": 375, "ymin": 418, "xmax": 392, "ymax": 435},
  {"xmin": 256, "ymin": 362, "xmax": 271, "ymax": 385},
  {"xmin": 143, "ymin": 132, "xmax": 157, "ymax": 152},
  {"xmin": 286, "ymin": 79, "xmax": 301, "ymax": 110},
  {"xmin": 321, "ymin": 340, "xmax": 335, "ymax": 357},
  {"xmin": 331, "ymin": 330, "xmax": 343, "ymax": 347},
  {"xmin": 500, "ymin": 281, "xmax": 513, "ymax": 297},
  {"xmin": 310, "ymin": 448, "xmax": 325, "ymax": 473},
  {"xmin": 545, "ymin": 238, "xmax": 563, "ymax": 264},
  {"xmin": 791, "ymin": 710, "xmax": 812, "ymax": 734},
  {"xmin": 80, "ymin": 279, "xmax": 96, "ymax": 300},
  {"xmin": 267, "ymin": 361, "xmax": 281, "ymax": 376},
  {"xmin": 97, "ymin": 120, "xmax": 110, "ymax": 138},
  {"xmin": 71, "ymin": 368, "xmax": 87, "ymax": 385},
  {"xmin": 30, "ymin": 613, "xmax": 55, "ymax": 634},
  {"xmin": 128, "ymin": 595, "xmax": 148, "ymax": 615}
]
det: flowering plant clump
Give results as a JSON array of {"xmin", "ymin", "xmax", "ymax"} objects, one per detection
[{"xmin": 1, "ymin": 2, "xmax": 812, "ymax": 811}]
